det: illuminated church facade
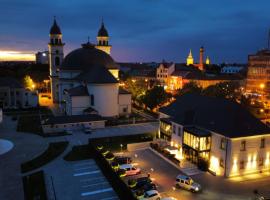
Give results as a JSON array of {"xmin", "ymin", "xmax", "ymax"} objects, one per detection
[{"xmin": 48, "ymin": 19, "xmax": 131, "ymax": 117}]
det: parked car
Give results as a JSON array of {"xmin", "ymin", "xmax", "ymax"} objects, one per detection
[
  {"xmin": 119, "ymin": 164, "xmax": 141, "ymax": 176},
  {"xmin": 135, "ymin": 177, "xmax": 153, "ymax": 189},
  {"xmin": 175, "ymin": 174, "xmax": 201, "ymax": 192},
  {"xmin": 140, "ymin": 190, "xmax": 161, "ymax": 200},
  {"xmin": 115, "ymin": 156, "xmax": 132, "ymax": 164}
]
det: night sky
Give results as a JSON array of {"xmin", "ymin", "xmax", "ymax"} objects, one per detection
[{"xmin": 1, "ymin": 0, "xmax": 270, "ymax": 63}]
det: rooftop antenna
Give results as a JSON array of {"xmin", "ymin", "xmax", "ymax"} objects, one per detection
[{"xmin": 87, "ymin": 36, "xmax": 90, "ymax": 43}]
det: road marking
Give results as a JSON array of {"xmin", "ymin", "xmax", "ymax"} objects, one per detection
[
  {"xmin": 101, "ymin": 196, "xmax": 119, "ymax": 200},
  {"xmin": 81, "ymin": 188, "xmax": 113, "ymax": 196},
  {"xmin": 80, "ymin": 177, "xmax": 106, "ymax": 182},
  {"xmin": 82, "ymin": 181, "xmax": 108, "ymax": 188},
  {"xmin": 73, "ymin": 161, "xmax": 95, "ymax": 167},
  {"xmin": 73, "ymin": 170, "xmax": 100, "ymax": 177},
  {"xmin": 74, "ymin": 166, "xmax": 97, "ymax": 171}
]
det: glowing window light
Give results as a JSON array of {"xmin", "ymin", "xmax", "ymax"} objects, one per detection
[
  {"xmin": 209, "ymin": 156, "xmax": 220, "ymax": 175},
  {"xmin": 265, "ymin": 152, "xmax": 270, "ymax": 167},
  {"xmin": 247, "ymin": 155, "xmax": 252, "ymax": 169},
  {"xmin": 232, "ymin": 158, "xmax": 238, "ymax": 174},
  {"xmin": 252, "ymin": 154, "xmax": 257, "ymax": 169}
]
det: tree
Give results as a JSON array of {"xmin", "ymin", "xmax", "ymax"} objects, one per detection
[
  {"xmin": 141, "ymin": 86, "xmax": 172, "ymax": 110},
  {"xmin": 23, "ymin": 75, "xmax": 35, "ymax": 90},
  {"xmin": 125, "ymin": 78, "xmax": 147, "ymax": 101},
  {"xmin": 202, "ymin": 81, "xmax": 240, "ymax": 100},
  {"xmin": 178, "ymin": 81, "xmax": 202, "ymax": 96}
]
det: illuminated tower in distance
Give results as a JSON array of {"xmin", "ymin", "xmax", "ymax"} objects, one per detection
[
  {"xmin": 186, "ymin": 49, "xmax": 194, "ymax": 66},
  {"xmin": 199, "ymin": 46, "xmax": 204, "ymax": 70}
]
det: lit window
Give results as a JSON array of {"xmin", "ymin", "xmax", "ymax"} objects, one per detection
[
  {"xmin": 260, "ymin": 138, "xmax": 265, "ymax": 149},
  {"xmin": 220, "ymin": 138, "xmax": 226, "ymax": 150},
  {"xmin": 259, "ymin": 157, "xmax": 264, "ymax": 166},
  {"xmin": 220, "ymin": 158, "xmax": 224, "ymax": 168},
  {"xmin": 240, "ymin": 141, "xmax": 246, "ymax": 151},
  {"xmin": 240, "ymin": 161, "xmax": 245, "ymax": 169}
]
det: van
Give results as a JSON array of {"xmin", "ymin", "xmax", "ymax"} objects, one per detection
[{"xmin": 175, "ymin": 174, "xmax": 201, "ymax": 192}]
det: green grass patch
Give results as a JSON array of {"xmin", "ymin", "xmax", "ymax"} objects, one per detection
[
  {"xmin": 21, "ymin": 141, "xmax": 69, "ymax": 173},
  {"xmin": 17, "ymin": 115, "xmax": 42, "ymax": 134},
  {"xmin": 22, "ymin": 170, "xmax": 47, "ymax": 200},
  {"xmin": 90, "ymin": 133, "xmax": 154, "ymax": 152},
  {"xmin": 64, "ymin": 145, "xmax": 93, "ymax": 161}
]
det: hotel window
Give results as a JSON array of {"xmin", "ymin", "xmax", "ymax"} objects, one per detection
[
  {"xmin": 178, "ymin": 127, "xmax": 181, "ymax": 137},
  {"xmin": 240, "ymin": 141, "xmax": 246, "ymax": 151},
  {"xmin": 259, "ymin": 157, "xmax": 264, "ymax": 166},
  {"xmin": 172, "ymin": 125, "xmax": 176, "ymax": 134},
  {"xmin": 220, "ymin": 138, "xmax": 226, "ymax": 150},
  {"xmin": 90, "ymin": 94, "xmax": 94, "ymax": 106},
  {"xmin": 260, "ymin": 138, "xmax": 265, "ymax": 148},
  {"xmin": 220, "ymin": 158, "xmax": 224, "ymax": 168},
  {"xmin": 240, "ymin": 161, "xmax": 245, "ymax": 169}
]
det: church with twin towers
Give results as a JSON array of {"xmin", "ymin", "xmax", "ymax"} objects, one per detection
[{"xmin": 48, "ymin": 18, "xmax": 131, "ymax": 117}]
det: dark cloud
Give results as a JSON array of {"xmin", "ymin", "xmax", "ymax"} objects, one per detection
[{"xmin": 0, "ymin": 0, "xmax": 269, "ymax": 63}]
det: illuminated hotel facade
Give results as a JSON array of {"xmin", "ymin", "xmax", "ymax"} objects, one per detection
[
  {"xmin": 246, "ymin": 49, "xmax": 270, "ymax": 96},
  {"xmin": 159, "ymin": 94, "xmax": 270, "ymax": 177}
]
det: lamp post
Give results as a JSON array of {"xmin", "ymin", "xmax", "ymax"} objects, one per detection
[{"xmin": 120, "ymin": 144, "xmax": 123, "ymax": 153}]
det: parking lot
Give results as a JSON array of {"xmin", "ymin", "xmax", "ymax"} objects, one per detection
[
  {"xmin": 47, "ymin": 160, "xmax": 119, "ymax": 200},
  {"xmin": 122, "ymin": 148, "xmax": 270, "ymax": 200}
]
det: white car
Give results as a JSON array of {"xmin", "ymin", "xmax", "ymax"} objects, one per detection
[
  {"xmin": 141, "ymin": 190, "xmax": 161, "ymax": 200},
  {"xmin": 175, "ymin": 174, "xmax": 201, "ymax": 192},
  {"xmin": 119, "ymin": 164, "xmax": 141, "ymax": 176}
]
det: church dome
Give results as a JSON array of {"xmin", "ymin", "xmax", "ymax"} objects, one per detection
[{"xmin": 61, "ymin": 42, "xmax": 118, "ymax": 70}]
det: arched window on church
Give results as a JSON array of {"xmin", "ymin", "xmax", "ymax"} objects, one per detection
[
  {"xmin": 55, "ymin": 56, "xmax": 60, "ymax": 66},
  {"xmin": 90, "ymin": 94, "xmax": 94, "ymax": 106}
]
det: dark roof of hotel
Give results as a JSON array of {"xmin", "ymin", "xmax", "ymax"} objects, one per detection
[
  {"xmin": 0, "ymin": 77, "xmax": 23, "ymax": 88},
  {"xmin": 184, "ymin": 126, "xmax": 211, "ymax": 137},
  {"xmin": 66, "ymin": 85, "xmax": 89, "ymax": 96},
  {"xmin": 159, "ymin": 94, "xmax": 270, "ymax": 138},
  {"xmin": 75, "ymin": 65, "xmax": 118, "ymax": 84},
  {"xmin": 43, "ymin": 114, "xmax": 105, "ymax": 125}
]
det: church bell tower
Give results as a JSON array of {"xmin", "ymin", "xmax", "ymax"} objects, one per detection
[
  {"xmin": 95, "ymin": 20, "xmax": 112, "ymax": 55},
  {"xmin": 48, "ymin": 17, "xmax": 64, "ymax": 103}
]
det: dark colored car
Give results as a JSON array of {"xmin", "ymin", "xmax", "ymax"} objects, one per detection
[{"xmin": 115, "ymin": 156, "xmax": 132, "ymax": 164}]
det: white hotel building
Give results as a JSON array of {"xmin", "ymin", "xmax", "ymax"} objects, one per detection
[{"xmin": 159, "ymin": 94, "xmax": 270, "ymax": 177}]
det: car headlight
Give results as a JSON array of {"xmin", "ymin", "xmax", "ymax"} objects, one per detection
[{"xmin": 195, "ymin": 187, "xmax": 199, "ymax": 191}]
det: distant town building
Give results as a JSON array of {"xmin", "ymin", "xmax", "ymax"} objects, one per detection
[
  {"xmin": 156, "ymin": 61, "xmax": 175, "ymax": 85},
  {"xmin": 0, "ymin": 77, "xmax": 38, "ymax": 109},
  {"xmin": 35, "ymin": 51, "xmax": 49, "ymax": 64},
  {"xmin": 185, "ymin": 46, "xmax": 210, "ymax": 71},
  {"xmin": 221, "ymin": 66, "xmax": 244, "ymax": 74},
  {"xmin": 48, "ymin": 18, "xmax": 131, "ymax": 117},
  {"xmin": 246, "ymin": 49, "xmax": 270, "ymax": 95},
  {"xmin": 159, "ymin": 94, "xmax": 270, "ymax": 177}
]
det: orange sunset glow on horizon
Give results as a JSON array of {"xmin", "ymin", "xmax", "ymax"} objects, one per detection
[{"xmin": 0, "ymin": 50, "xmax": 35, "ymax": 61}]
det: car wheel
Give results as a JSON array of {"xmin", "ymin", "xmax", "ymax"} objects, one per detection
[
  {"xmin": 190, "ymin": 189, "xmax": 195, "ymax": 193},
  {"xmin": 175, "ymin": 184, "xmax": 180, "ymax": 189}
]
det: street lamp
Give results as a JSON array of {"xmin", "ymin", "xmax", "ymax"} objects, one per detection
[
  {"xmin": 260, "ymin": 83, "xmax": 265, "ymax": 89},
  {"xmin": 120, "ymin": 144, "xmax": 123, "ymax": 153}
]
